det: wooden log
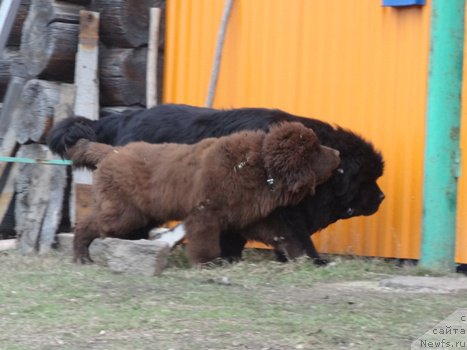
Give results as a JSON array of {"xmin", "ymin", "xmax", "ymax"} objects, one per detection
[
  {"xmin": 0, "ymin": 47, "xmax": 21, "ymax": 100},
  {"xmin": 15, "ymin": 144, "xmax": 53, "ymax": 254},
  {"xmin": 14, "ymin": 145, "xmax": 67, "ymax": 254},
  {"xmin": 13, "ymin": 79, "xmax": 62, "ymax": 144},
  {"xmin": 20, "ymin": 0, "xmax": 83, "ymax": 80},
  {"xmin": 90, "ymin": 0, "xmax": 164, "ymax": 48},
  {"xmin": 6, "ymin": 0, "xmax": 30, "ymax": 47},
  {"xmin": 99, "ymin": 46, "xmax": 147, "ymax": 106},
  {"xmin": 63, "ymin": 0, "xmax": 90, "ymax": 5}
]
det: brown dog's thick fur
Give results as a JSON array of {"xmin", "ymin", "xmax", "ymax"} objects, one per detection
[{"xmin": 68, "ymin": 122, "xmax": 340, "ymax": 264}]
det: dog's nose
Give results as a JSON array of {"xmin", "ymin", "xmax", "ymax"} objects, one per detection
[{"xmin": 379, "ymin": 192, "xmax": 385, "ymax": 201}]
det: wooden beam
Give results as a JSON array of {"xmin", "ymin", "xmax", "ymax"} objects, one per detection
[
  {"xmin": 39, "ymin": 83, "xmax": 75, "ymax": 253},
  {"xmin": 71, "ymin": 10, "xmax": 100, "ymax": 226},
  {"xmin": 146, "ymin": 7, "xmax": 161, "ymax": 108},
  {"xmin": 74, "ymin": 10, "xmax": 99, "ymax": 119}
]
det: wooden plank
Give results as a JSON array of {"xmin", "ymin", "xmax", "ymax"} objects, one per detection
[
  {"xmin": 73, "ymin": 10, "xmax": 99, "ymax": 119},
  {"xmin": 39, "ymin": 83, "xmax": 75, "ymax": 253},
  {"xmin": 0, "ymin": 0, "xmax": 22, "ymax": 54},
  {"xmin": 146, "ymin": 7, "xmax": 161, "ymax": 108},
  {"xmin": 0, "ymin": 76, "xmax": 24, "ymax": 233},
  {"xmin": 15, "ymin": 146, "xmax": 70, "ymax": 254},
  {"xmin": 74, "ymin": 183, "xmax": 93, "ymax": 222},
  {"xmin": 71, "ymin": 10, "xmax": 99, "ymax": 226},
  {"xmin": 38, "ymin": 160, "xmax": 66, "ymax": 253}
]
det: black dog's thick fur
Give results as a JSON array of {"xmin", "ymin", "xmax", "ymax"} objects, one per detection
[{"xmin": 47, "ymin": 104, "xmax": 384, "ymax": 264}]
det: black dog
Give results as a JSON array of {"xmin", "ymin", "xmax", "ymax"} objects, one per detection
[{"xmin": 47, "ymin": 104, "xmax": 384, "ymax": 264}]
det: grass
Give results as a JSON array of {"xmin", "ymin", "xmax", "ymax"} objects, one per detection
[{"xmin": 0, "ymin": 248, "xmax": 465, "ymax": 350}]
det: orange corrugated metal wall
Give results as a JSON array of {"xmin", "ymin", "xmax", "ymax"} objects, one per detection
[{"xmin": 163, "ymin": 0, "xmax": 467, "ymax": 263}]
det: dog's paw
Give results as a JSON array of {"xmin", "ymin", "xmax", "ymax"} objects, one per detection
[
  {"xmin": 73, "ymin": 255, "xmax": 94, "ymax": 264},
  {"xmin": 312, "ymin": 257, "xmax": 329, "ymax": 267}
]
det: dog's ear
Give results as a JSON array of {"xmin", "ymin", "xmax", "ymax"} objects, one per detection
[
  {"xmin": 262, "ymin": 122, "xmax": 319, "ymax": 169},
  {"xmin": 287, "ymin": 168, "xmax": 317, "ymax": 195},
  {"xmin": 263, "ymin": 122, "xmax": 319, "ymax": 195}
]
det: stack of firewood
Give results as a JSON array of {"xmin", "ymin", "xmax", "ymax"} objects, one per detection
[{"xmin": 0, "ymin": 0, "xmax": 165, "ymax": 253}]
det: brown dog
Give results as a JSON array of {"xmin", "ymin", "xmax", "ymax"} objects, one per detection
[{"xmin": 68, "ymin": 122, "xmax": 340, "ymax": 264}]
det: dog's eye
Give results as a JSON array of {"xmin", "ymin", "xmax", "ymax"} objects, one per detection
[{"xmin": 337, "ymin": 168, "xmax": 344, "ymax": 174}]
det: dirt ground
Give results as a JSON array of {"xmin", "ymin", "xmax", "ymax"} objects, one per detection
[{"xmin": 0, "ymin": 248, "xmax": 466, "ymax": 350}]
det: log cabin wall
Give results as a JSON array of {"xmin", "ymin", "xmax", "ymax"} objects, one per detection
[{"xmin": 0, "ymin": 0, "xmax": 166, "ymax": 252}]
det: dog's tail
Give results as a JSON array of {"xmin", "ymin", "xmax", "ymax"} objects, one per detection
[
  {"xmin": 46, "ymin": 116, "xmax": 98, "ymax": 158},
  {"xmin": 66, "ymin": 139, "xmax": 115, "ymax": 170}
]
